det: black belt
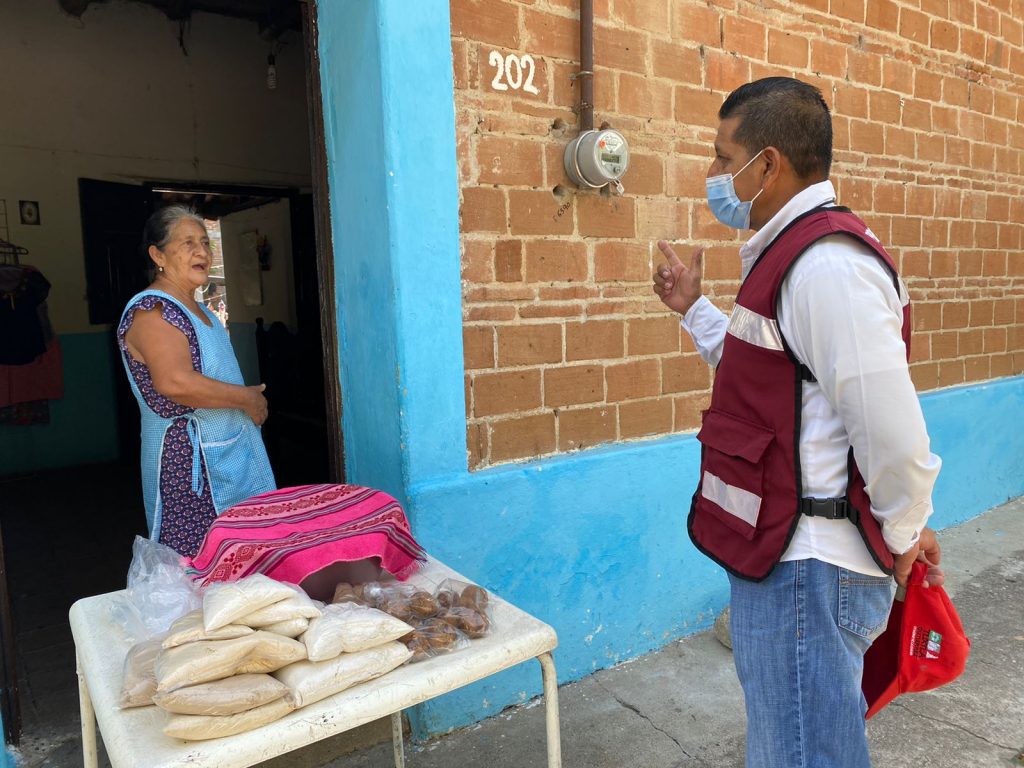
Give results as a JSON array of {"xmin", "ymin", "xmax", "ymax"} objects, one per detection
[{"xmin": 799, "ymin": 497, "xmax": 859, "ymax": 525}]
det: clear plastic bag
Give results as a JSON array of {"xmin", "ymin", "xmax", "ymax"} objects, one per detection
[
  {"xmin": 116, "ymin": 536, "xmax": 202, "ymax": 644},
  {"xmin": 334, "ymin": 578, "xmax": 493, "ymax": 662}
]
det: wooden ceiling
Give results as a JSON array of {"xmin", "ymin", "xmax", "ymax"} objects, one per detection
[{"xmin": 58, "ymin": 0, "xmax": 302, "ymax": 40}]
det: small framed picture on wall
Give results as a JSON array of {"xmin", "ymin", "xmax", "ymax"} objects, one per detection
[{"xmin": 19, "ymin": 200, "xmax": 41, "ymax": 226}]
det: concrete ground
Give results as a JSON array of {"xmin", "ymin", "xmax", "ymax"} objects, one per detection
[
  {"xmin": 282, "ymin": 496, "xmax": 1024, "ymax": 768},
  {"xmin": 4, "ymin": 465, "xmax": 1021, "ymax": 767}
]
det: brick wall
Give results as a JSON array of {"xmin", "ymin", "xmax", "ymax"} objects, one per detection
[{"xmin": 452, "ymin": 0, "xmax": 1024, "ymax": 470}]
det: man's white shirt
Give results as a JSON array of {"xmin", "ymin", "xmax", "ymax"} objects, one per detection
[{"xmin": 681, "ymin": 180, "xmax": 941, "ymax": 576}]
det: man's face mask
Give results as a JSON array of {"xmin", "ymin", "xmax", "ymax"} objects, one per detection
[{"xmin": 705, "ymin": 149, "xmax": 766, "ymax": 230}]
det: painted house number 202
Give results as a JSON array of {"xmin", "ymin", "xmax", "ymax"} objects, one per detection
[{"xmin": 489, "ymin": 51, "xmax": 540, "ymax": 95}]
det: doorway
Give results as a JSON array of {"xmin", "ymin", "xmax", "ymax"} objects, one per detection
[{"xmin": 0, "ymin": 2, "xmax": 339, "ymax": 761}]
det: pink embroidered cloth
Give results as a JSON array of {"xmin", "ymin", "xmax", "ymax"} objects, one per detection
[{"xmin": 185, "ymin": 484, "xmax": 425, "ymax": 587}]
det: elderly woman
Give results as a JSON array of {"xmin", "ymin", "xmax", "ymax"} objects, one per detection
[{"xmin": 117, "ymin": 206, "xmax": 276, "ymax": 557}]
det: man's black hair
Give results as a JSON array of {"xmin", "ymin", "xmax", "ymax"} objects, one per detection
[{"xmin": 719, "ymin": 77, "xmax": 832, "ymax": 180}]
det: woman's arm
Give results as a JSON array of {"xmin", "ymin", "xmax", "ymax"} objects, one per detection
[{"xmin": 124, "ymin": 307, "xmax": 268, "ymax": 425}]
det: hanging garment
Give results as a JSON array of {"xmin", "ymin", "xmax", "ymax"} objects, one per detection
[
  {"xmin": 0, "ymin": 264, "xmax": 50, "ymax": 364},
  {"xmin": 0, "ymin": 338, "xmax": 64, "ymax": 409},
  {"xmin": 118, "ymin": 290, "xmax": 276, "ymax": 556}
]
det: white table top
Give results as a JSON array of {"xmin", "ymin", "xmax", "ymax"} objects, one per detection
[{"xmin": 69, "ymin": 558, "xmax": 558, "ymax": 768}]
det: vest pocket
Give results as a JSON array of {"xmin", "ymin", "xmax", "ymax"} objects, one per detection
[{"xmin": 696, "ymin": 410, "xmax": 775, "ymax": 540}]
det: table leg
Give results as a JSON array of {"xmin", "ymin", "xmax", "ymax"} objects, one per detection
[
  {"xmin": 537, "ymin": 652, "xmax": 562, "ymax": 768},
  {"xmin": 391, "ymin": 711, "xmax": 405, "ymax": 768},
  {"xmin": 76, "ymin": 651, "xmax": 99, "ymax": 768}
]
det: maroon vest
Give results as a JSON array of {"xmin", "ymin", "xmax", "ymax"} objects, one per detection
[{"xmin": 688, "ymin": 206, "xmax": 911, "ymax": 581}]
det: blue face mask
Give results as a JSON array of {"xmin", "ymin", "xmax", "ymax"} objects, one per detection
[{"xmin": 705, "ymin": 149, "xmax": 766, "ymax": 230}]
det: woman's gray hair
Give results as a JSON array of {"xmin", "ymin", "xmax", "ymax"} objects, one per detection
[{"xmin": 142, "ymin": 205, "xmax": 206, "ymax": 252}]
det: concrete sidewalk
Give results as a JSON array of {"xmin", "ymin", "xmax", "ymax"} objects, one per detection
[{"xmin": 295, "ymin": 496, "xmax": 1024, "ymax": 768}]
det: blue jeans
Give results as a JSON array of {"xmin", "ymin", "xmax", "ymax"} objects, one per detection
[{"xmin": 729, "ymin": 559, "xmax": 893, "ymax": 768}]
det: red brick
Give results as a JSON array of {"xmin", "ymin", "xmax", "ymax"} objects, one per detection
[
  {"xmin": 675, "ymin": 86, "xmax": 725, "ymax": 128},
  {"xmin": 496, "ymin": 324, "xmax": 563, "ymax": 365},
  {"xmin": 606, "ymin": 358, "xmax": 661, "ymax": 401},
  {"xmin": 495, "ymin": 239, "xmax": 523, "ymax": 282},
  {"xmin": 619, "ymin": 398, "xmax": 673, "ymax": 438},
  {"xmin": 566, "ymin": 319, "xmax": 625, "ymax": 361},
  {"xmin": 870, "ymin": 90, "xmax": 902, "ymax": 124},
  {"xmin": 832, "ymin": 0, "xmax": 865, "ymax": 22},
  {"xmin": 524, "ymin": 240, "xmax": 588, "ymax": 282},
  {"xmin": 522, "ymin": 8, "xmax": 576, "ymax": 59},
  {"xmin": 450, "ymin": 0, "xmax": 521, "ymax": 48},
  {"xmin": 558, "ymin": 405, "xmax": 617, "ymax": 451},
  {"xmin": 474, "ymin": 369, "xmax": 542, "ymax": 416},
  {"xmin": 544, "ymin": 364, "xmax": 604, "ymax": 407},
  {"xmin": 899, "ymin": 8, "xmax": 929, "ymax": 44},
  {"xmin": 667, "ymin": 156, "xmax": 710, "ymax": 199},
  {"xmin": 723, "ymin": 16, "xmax": 766, "ymax": 59},
  {"xmin": 866, "ymin": 0, "xmax": 898, "ymax": 32},
  {"xmin": 652, "ymin": 40, "xmax": 702, "ymax": 83},
  {"xmin": 463, "ymin": 240, "xmax": 495, "ymax": 282},
  {"xmin": 810, "ymin": 39, "xmax": 847, "ymax": 78},
  {"xmin": 705, "ymin": 50, "xmax": 752, "ymax": 93},
  {"xmin": 636, "ymin": 199, "xmax": 688, "ymax": 241},
  {"xmin": 673, "ymin": 392, "xmax": 708, "ymax": 431},
  {"xmin": 577, "ymin": 194, "xmax": 636, "ymax": 238},
  {"xmin": 518, "ymin": 303, "xmax": 583, "ymax": 319},
  {"xmin": 593, "ymin": 24, "xmax": 648, "ymax": 74},
  {"xmin": 477, "ymin": 136, "xmax": 544, "ymax": 186},
  {"xmin": 662, "ymin": 355, "xmax": 709, "ymax": 393},
  {"xmin": 509, "ymin": 190, "xmax": 573, "ymax": 235},
  {"xmin": 466, "ymin": 421, "xmax": 487, "ymax": 469},
  {"xmin": 618, "ymin": 73, "xmax": 674, "ymax": 121},
  {"xmin": 463, "ymin": 325, "xmax": 495, "ymax": 369},
  {"xmin": 625, "ymin": 153, "xmax": 665, "ymax": 197},
  {"xmin": 672, "ymin": 3, "xmax": 721, "ymax": 46},
  {"xmin": 625, "ymin": 316, "xmax": 679, "ymax": 356},
  {"xmin": 594, "ymin": 241, "xmax": 652, "ymax": 282},
  {"xmin": 848, "ymin": 50, "xmax": 881, "ymax": 87},
  {"xmin": 461, "ymin": 187, "xmax": 507, "ymax": 233},
  {"xmin": 850, "ymin": 120, "xmax": 884, "ymax": 155},
  {"xmin": 929, "ymin": 19, "xmax": 959, "ymax": 51},
  {"xmin": 902, "ymin": 99, "xmax": 931, "ymax": 131},
  {"xmin": 611, "ymin": 0, "xmax": 669, "ymax": 35},
  {"xmin": 490, "ymin": 413, "xmax": 556, "ymax": 463},
  {"xmin": 768, "ymin": 30, "xmax": 809, "ymax": 68}
]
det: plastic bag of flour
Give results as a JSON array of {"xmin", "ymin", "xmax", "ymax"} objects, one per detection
[
  {"xmin": 163, "ymin": 696, "xmax": 295, "ymax": 741},
  {"xmin": 155, "ymin": 631, "xmax": 306, "ymax": 692},
  {"xmin": 236, "ymin": 590, "xmax": 321, "ymax": 628},
  {"xmin": 119, "ymin": 637, "xmax": 164, "ymax": 708},
  {"xmin": 274, "ymin": 641, "xmax": 412, "ymax": 708},
  {"xmin": 153, "ymin": 673, "xmax": 289, "ymax": 716},
  {"xmin": 301, "ymin": 603, "xmax": 413, "ymax": 662},
  {"xmin": 202, "ymin": 574, "xmax": 297, "ymax": 631},
  {"xmin": 262, "ymin": 617, "xmax": 310, "ymax": 638},
  {"xmin": 162, "ymin": 610, "xmax": 254, "ymax": 649}
]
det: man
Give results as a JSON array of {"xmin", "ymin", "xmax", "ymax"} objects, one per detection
[{"xmin": 653, "ymin": 77, "xmax": 944, "ymax": 767}]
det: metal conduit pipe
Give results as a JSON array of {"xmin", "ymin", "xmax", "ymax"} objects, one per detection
[{"xmin": 579, "ymin": 0, "xmax": 594, "ymax": 131}]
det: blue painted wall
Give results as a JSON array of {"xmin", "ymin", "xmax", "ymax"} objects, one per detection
[
  {"xmin": 315, "ymin": 0, "xmax": 1024, "ymax": 739},
  {"xmin": 0, "ymin": 332, "xmax": 119, "ymax": 476}
]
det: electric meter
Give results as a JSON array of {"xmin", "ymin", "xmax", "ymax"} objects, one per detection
[{"xmin": 564, "ymin": 129, "xmax": 629, "ymax": 194}]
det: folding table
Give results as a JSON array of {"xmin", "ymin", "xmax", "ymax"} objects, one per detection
[{"xmin": 69, "ymin": 558, "xmax": 562, "ymax": 767}]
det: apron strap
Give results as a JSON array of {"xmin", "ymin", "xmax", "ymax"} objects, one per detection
[{"xmin": 185, "ymin": 414, "xmax": 205, "ymax": 497}]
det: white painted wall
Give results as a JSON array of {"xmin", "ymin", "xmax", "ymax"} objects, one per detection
[{"xmin": 0, "ymin": 0, "xmax": 312, "ymax": 333}]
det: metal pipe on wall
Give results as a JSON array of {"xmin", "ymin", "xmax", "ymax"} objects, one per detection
[{"xmin": 579, "ymin": 0, "xmax": 594, "ymax": 131}]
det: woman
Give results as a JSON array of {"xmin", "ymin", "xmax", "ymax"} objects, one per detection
[{"xmin": 117, "ymin": 206, "xmax": 276, "ymax": 557}]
